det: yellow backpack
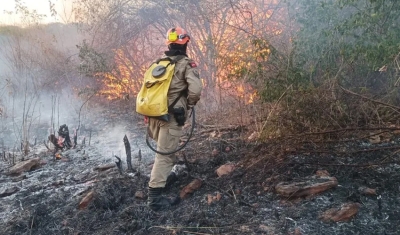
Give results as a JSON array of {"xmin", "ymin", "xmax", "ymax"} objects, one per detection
[{"xmin": 136, "ymin": 56, "xmax": 185, "ymax": 121}]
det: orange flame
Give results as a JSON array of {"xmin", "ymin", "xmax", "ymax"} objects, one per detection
[
  {"xmin": 96, "ymin": 49, "xmax": 140, "ymax": 100},
  {"xmin": 236, "ymin": 83, "xmax": 258, "ymax": 104}
]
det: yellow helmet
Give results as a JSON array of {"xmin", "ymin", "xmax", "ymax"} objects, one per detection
[{"xmin": 165, "ymin": 27, "xmax": 190, "ymax": 45}]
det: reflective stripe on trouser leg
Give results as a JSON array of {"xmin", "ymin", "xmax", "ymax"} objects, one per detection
[{"xmin": 149, "ymin": 117, "xmax": 182, "ymax": 188}]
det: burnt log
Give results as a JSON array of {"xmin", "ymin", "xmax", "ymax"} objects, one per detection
[
  {"xmin": 180, "ymin": 178, "xmax": 203, "ymax": 199},
  {"xmin": 123, "ymin": 135, "xmax": 134, "ymax": 172},
  {"xmin": 275, "ymin": 176, "xmax": 338, "ymax": 198},
  {"xmin": 319, "ymin": 203, "xmax": 361, "ymax": 222},
  {"xmin": 8, "ymin": 158, "xmax": 41, "ymax": 176}
]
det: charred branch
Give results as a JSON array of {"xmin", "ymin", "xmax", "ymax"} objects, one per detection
[
  {"xmin": 43, "ymin": 140, "xmax": 51, "ymax": 151},
  {"xmin": 89, "ymin": 130, "xmax": 92, "ymax": 146},
  {"xmin": 73, "ymin": 128, "xmax": 77, "ymax": 147},
  {"xmin": 114, "ymin": 155, "xmax": 122, "ymax": 174},
  {"xmin": 123, "ymin": 135, "xmax": 134, "ymax": 172},
  {"xmin": 138, "ymin": 149, "xmax": 142, "ymax": 162},
  {"xmin": 48, "ymin": 134, "xmax": 62, "ymax": 151}
]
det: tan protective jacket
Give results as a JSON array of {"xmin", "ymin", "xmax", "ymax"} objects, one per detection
[
  {"xmin": 164, "ymin": 55, "xmax": 202, "ymax": 112},
  {"xmin": 147, "ymin": 55, "xmax": 202, "ymax": 189}
]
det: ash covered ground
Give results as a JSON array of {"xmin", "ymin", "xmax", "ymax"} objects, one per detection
[{"xmin": 1, "ymin": 104, "xmax": 400, "ymax": 235}]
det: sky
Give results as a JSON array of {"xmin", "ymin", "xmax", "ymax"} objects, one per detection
[{"xmin": 0, "ymin": 0, "xmax": 73, "ymax": 25}]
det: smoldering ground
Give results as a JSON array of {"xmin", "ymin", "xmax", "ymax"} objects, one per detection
[{"xmin": 1, "ymin": 103, "xmax": 400, "ymax": 235}]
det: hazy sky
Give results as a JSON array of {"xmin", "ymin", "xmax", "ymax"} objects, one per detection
[{"xmin": 0, "ymin": 0, "xmax": 73, "ymax": 25}]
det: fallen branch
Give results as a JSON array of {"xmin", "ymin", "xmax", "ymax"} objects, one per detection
[
  {"xmin": 195, "ymin": 175, "xmax": 253, "ymax": 207},
  {"xmin": 293, "ymin": 126, "xmax": 400, "ymax": 138},
  {"xmin": 339, "ymin": 85, "xmax": 400, "ymax": 114},
  {"xmin": 300, "ymin": 160, "xmax": 400, "ymax": 168},
  {"xmin": 304, "ymin": 145, "xmax": 400, "ymax": 155},
  {"xmin": 197, "ymin": 125, "xmax": 245, "ymax": 136}
]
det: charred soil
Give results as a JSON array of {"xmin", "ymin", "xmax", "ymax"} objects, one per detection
[{"xmin": 1, "ymin": 108, "xmax": 400, "ymax": 235}]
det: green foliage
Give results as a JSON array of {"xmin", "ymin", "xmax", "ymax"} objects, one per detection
[
  {"xmin": 254, "ymin": 0, "xmax": 400, "ymax": 138},
  {"xmin": 235, "ymin": 37, "xmax": 312, "ymax": 102},
  {"xmin": 77, "ymin": 40, "xmax": 109, "ymax": 76},
  {"xmin": 292, "ymin": 0, "xmax": 400, "ymax": 81}
]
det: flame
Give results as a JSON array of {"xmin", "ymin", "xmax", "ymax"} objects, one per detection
[
  {"xmin": 236, "ymin": 83, "xmax": 258, "ymax": 104},
  {"xmin": 92, "ymin": 2, "xmax": 283, "ymax": 102},
  {"xmin": 96, "ymin": 49, "xmax": 139, "ymax": 100}
]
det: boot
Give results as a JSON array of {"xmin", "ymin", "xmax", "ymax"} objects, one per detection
[
  {"xmin": 147, "ymin": 187, "xmax": 171, "ymax": 211},
  {"xmin": 165, "ymin": 163, "xmax": 187, "ymax": 190}
]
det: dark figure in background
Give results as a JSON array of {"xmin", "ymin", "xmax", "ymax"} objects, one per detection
[{"xmin": 58, "ymin": 124, "xmax": 72, "ymax": 149}]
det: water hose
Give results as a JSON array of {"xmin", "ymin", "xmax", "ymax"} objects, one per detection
[{"xmin": 146, "ymin": 108, "xmax": 195, "ymax": 155}]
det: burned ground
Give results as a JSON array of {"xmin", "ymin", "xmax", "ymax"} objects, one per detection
[{"xmin": 1, "ymin": 107, "xmax": 400, "ymax": 235}]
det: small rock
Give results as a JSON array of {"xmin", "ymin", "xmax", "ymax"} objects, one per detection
[
  {"xmin": 259, "ymin": 224, "xmax": 274, "ymax": 233},
  {"xmin": 211, "ymin": 149, "xmax": 219, "ymax": 157},
  {"xmin": 358, "ymin": 186, "xmax": 377, "ymax": 196},
  {"xmin": 239, "ymin": 225, "xmax": 251, "ymax": 232},
  {"xmin": 216, "ymin": 163, "xmax": 236, "ymax": 177},
  {"xmin": 316, "ymin": 170, "xmax": 330, "ymax": 177},
  {"xmin": 210, "ymin": 131, "xmax": 218, "ymax": 138},
  {"xmin": 369, "ymin": 134, "xmax": 381, "ymax": 144},
  {"xmin": 135, "ymin": 191, "xmax": 146, "ymax": 199},
  {"xmin": 290, "ymin": 228, "xmax": 302, "ymax": 235},
  {"xmin": 207, "ymin": 194, "xmax": 213, "ymax": 205},
  {"xmin": 265, "ymin": 177, "xmax": 273, "ymax": 183},
  {"xmin": 207, "ymin": 192, "xmax": 222, "ymax": 205}
]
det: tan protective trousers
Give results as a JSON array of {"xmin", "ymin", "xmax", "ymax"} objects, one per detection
[{"xmin": 148, "ymin": 115, "xmax": 182, "ymax": 188}]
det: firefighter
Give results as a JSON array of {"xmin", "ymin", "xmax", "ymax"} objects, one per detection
[{"xmin": 147, "ymin": 27, "xmax": 202, "ymax": 211}]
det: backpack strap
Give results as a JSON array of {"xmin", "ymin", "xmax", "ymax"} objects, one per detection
[
  {"xmin": 167, "ymin": 55, "xmax": 188, "ymax": 111},
  {"xmin": 168, "ymin": 90, "xmax": 188, "ymax": 111}
]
